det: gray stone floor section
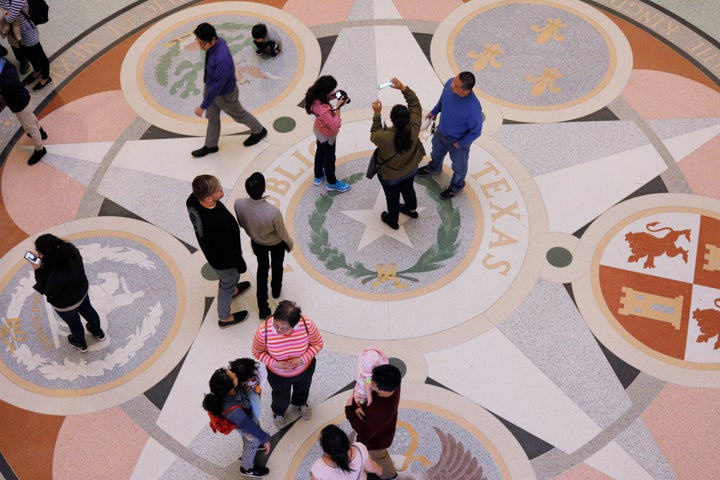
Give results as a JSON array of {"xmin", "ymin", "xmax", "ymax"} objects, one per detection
[
  {"xmin": 320, "ymin": 26, "xmax": 378, "ymax": 114},
  {"xmin": 647, "ymin": 118, "xmax": 720, "ymax": 140},
  {"xmin": 97, "ymin": 166, "xmax": 197, "ymax": 248},
  {"xmin": 497, "ymin": 279, "xmax": 631, "ymax": 429},
  {"xmin": 493, "ymin": 120, "xmax": 651, "ymax": 177},
  {"xmin": 615, "ymin": 417, "xmax": 678, "ymax": 480}
]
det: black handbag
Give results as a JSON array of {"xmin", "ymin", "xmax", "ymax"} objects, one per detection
[{"xmin": 366, "ymin": 148, "xmax": 397, "ymax": 179}]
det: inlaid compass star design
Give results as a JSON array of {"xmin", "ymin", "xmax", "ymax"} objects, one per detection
[{"xmin": 341, "ymin": 190, "xmax": 426, "ymax": 250}]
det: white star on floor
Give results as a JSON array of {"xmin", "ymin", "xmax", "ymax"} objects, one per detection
[{"xmin": 342, "ymin": 190, "xmax": 425, "ymax": 250}]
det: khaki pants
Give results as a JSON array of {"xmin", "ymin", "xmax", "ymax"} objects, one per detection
[
  {"xmin": 368, "ymin": 449, "xmax": 396, "ymax": 479},
  {"xmin": 15, "ymin": 105, "xmax": 43, "ymax": 149}
]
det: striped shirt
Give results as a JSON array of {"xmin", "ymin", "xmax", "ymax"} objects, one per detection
[
  {"xmin": 1, "ymin": 0, "xmax": 40, "ymax": 47},
  {"xmin": 251, "ymin": 316, "xmax": 323, "ymax": 377}
]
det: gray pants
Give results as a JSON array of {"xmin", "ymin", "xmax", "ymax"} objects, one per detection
[
  {"xmin": 204, "ymin": 86, "xmax": 264, "ymax": 148},
  {"xmin": 215, "ymin": 267, "xmax": 240, "ymax": 319}
]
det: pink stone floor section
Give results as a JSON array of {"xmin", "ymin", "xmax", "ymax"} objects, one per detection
[
  {"xmin": 2, "ymin": 91, "xmax": 137, "ymax": 234},
  {"xmin": 641, "ymin": 383, "xmax": 720, "ymax": 480},
  {"xmin": 622, "ymin": 69, "xmax": 720, "ymax": 200},
  {"xmin": 393, "ymin": 0, "xmax": 464, "ymax": 21},
  {"xmin": 553, "ymin": 463, "xmax": 613, "ymax": 480},
  {"xmin": 53, "ymin": 407, "xmax": 148, "ymax": 480},
  {"xmin": 622, "ymin": 70, "xmax": 720, "ymax": 120},
  {"xmin": 284, "ymin": 0, "xmax": 355, "ymax": 26}
]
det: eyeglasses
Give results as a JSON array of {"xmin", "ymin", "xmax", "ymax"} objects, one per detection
[{"xmin": 275, "ymin": 323, "xmax": 293, "ymax": 333}]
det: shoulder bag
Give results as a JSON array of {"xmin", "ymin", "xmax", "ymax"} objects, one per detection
[{"xmin": 366, "ymin": 148, "xmax": 397, "ymax": 179}]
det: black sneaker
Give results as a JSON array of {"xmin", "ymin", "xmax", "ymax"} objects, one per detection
[
  {"xmin": 68, "ymin": 335, "xmax": 88, "ymax": 352},
  {"xmin": 233, "ymin": 281, "xmax": 251, "ymax": 297},
  {"xmin": 399, "ymin": 204, "xmax": 419, "ymax": 218},
  {"xmin": 191, "ymin": 146, "xmax": 219, "ymax": 157},
  {"xmin": 439, "ymin": 188, "xmax": 458, "ymax": 200},
  {"xmin": 26, "ymin": 127, "xmax": 48, "ymax": 140},
  {"xmin": 22, "ymin": 73, "xmax": 39, "ymax": 86},
  {"xmin": 31, "ymin": 77, "xmax": 53, "ymax": 94},
  {"xmin": 416, "ymin": 165, "xmax": 438, "ymax": 176},
  {"xmin": 381, "ymin": 212, "xmax": 399, "ymax": 230},
  {"xmin": 240, "ymin": 466, "xmax": 269, "ymax": 478},
  {"xmin": 27, "ymin": 147, "xmax": 47, "ymax": 166},
  {"xmin": 92, "ymin": 331, "xmax": 107, "ymax": 341},
  {"xmin": 243, "ymin": 128, "xmax": 267, "ymax": 146},
  {"xmin": 218, "ymin": 311, "xmax": 248, "ymax": 328},
  {"xmin": 271, "ymin": 45, "xmax": 279, "ymax": 57},
  {"xmin": 255, "ymin": 48, "xmax": 263, "ymax": 55}
]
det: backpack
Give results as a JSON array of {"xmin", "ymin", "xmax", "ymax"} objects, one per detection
[
  {"xmin": 21, "ymin": 0, "xmax": 49, "ymax": 26},
  {"xmin": 207, "ymin": 405, "xmax": 241, "ymax": 434}
]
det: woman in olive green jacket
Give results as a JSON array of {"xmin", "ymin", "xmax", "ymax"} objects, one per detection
[{"xmin": 370, "ymin": 77, "xmax": 425, "ymax": 230}]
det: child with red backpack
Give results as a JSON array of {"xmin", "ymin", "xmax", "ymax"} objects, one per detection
[{"xmin": 203, "ymin": 365, "xmax": 271, "ymax": 478}]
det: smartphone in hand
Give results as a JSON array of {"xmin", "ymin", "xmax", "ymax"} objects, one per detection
[{"xmin": 24, "ymin": 251, "xmax": 41, "ymax": 265}]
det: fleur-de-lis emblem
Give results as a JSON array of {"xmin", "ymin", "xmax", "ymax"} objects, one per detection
[
  {"xmin": 530, "ymin": 18, "xmax": 567, "ymax": 44},
  {"xmin": 525, "ymin": 67, "xmax": 564, "ymax": 96},
  {"xmin": 373, "ymin": 263, "xmax": 408, "ymax": 289},
  {"xmin": 0, "ymin": 318, "xmax": 27, "ymax": 355},
  {"xmin": 467, "ymin": 43, "xmax": 504, "ymax": 71}
]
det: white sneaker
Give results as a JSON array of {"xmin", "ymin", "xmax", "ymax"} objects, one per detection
[
  {"xmin": 298, "ymin": 404, "xmax": 312, "ymax": 420},
  {"xmin": 273, "ymin": 413, "xmax": 287, "ymax": 429}
]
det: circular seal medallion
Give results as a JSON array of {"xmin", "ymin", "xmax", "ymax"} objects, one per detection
[
  {"xmin": 431, "ymin": 0, "xmax": 632, "ymax": 122},
  {"xmin": 120, "ymin": 2, "xmax": 320, "ymax": 136},
  {"xmin": 0, "ymin": 219, "xmax": 202, "ymax": 414},
  {"xmin": 575, "ymin": 194, "xmax": 720, "ymax": 386}
]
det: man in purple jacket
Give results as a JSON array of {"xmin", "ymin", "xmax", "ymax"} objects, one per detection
[
  {"xmin": 417, "ymin": 71, "xmax": 483, "ymax": 200},
  {"xmin": 192, "ymin": 23, "xmax": 267, "ymax": 157}
]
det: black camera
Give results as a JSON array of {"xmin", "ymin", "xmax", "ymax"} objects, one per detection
[{"xmin": 334, "ymin": 90, "xmax": 351, "ymax": 104}]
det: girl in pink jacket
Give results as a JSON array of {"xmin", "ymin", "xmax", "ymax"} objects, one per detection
[{"xmin": 304, "ymin": 75, "xmax": 351, "ymax": 192}]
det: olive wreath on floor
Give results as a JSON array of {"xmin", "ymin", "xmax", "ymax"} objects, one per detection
[{"xmin": 307, "ymin": 172, "xmax": 460, "ymax": 285}]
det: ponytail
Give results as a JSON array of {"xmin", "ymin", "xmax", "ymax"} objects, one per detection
[{"xmin": 319, "ymin": 425, "xmax": 354, "ymax": 473}]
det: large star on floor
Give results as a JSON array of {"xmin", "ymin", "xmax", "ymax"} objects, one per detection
[{"xmin": 341, "ymin": 190, "xmax": 425, "ymax": 250}]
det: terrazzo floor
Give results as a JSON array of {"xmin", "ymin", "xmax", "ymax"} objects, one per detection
[{"xmin": 1, "ymin": 1, "xmax": 719, "ymax": 479}]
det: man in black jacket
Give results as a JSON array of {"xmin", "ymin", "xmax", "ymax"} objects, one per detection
[
  {"xmin": 0, "ymin": 45, "xmax": 47, "ymax": 165},
  {"xmin": 187, "ymin": 174, "xmax": 251, "ymax": 327}
]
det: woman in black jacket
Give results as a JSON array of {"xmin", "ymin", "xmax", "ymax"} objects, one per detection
[{"xmin": 31, "ymin": 234, "xmax": 104, "ymax": 352}]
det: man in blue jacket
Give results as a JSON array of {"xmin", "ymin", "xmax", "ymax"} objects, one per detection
[
  {"xmin": 417, "ymin": 71, "xmax": 483, "ymax": 199},
  {"xmin": 192, "ymin": 23, "xmax": 267, "ymax": 157}
]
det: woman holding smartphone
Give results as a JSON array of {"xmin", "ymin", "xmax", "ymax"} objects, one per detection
[
  {"xmin": 304, "ymin": 75, "xmax": 350, "ymax": 192},
  {"xmin": 30, "ymin": 233, "xmax": 105, "ymax": 352}
]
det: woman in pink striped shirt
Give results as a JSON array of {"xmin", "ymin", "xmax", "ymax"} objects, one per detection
[{"xmin": 251, "ymin": 300, "xmax": 324, "ymax": 429}]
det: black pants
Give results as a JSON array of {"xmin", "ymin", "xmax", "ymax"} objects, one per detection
[
  {"xmin": 314, "ymin": 140, "xmax": 337, "ymax": 184},
  {"xmin": 251, "ymin": 240, "xmax": 286, "ymax": 313},
  {"xmin": 21, "ymin": 42, "xmax": 50, "ymax": 79},
  {"xmin": 380, "ymin": 173, "xmax": 417, "ymax": 224},
  {"xmin": 253, "ymin": 39, "xmax": 278, "ymax": 54},
  {"xmin": 267, "ymin": 358, "xmax": 316, "ymax": 415},
  {"xmin": 55, "ymin": 295, "xmax": 103, "ymax": 349}
]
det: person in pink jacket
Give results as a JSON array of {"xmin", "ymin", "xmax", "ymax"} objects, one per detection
[{"xmin": 304, "ymin": 75, "xmax": 350, "ymax": 192}]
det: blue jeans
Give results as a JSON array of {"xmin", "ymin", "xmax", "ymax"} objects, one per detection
[
  {"xmin": 55, "ymin": 294, "xmax": 103, "ymax": 349},
  {"xmin": 427, "ymin": 126, "xmax": 470, "ymax": 192}
]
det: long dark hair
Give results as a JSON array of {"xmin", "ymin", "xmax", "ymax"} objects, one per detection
[
  {"xmin": 320, "ymin": 424, "xmax": 354, "ymax": 473},
  {"xmin": 390, "ymin": 104, "xmax": 412, "ymax": 153},
  {"xmin": 35, "ymin": 233, "xmax": 80, "ymax": 270},
  {"xmin": 202, "ymin": 368, "xmax": 234, "ymax": 416},
  {"xmin": 304, "ymin": 75, "xmax": 337, "ymax": 114}
]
